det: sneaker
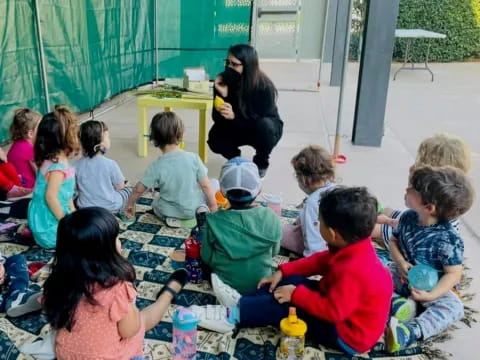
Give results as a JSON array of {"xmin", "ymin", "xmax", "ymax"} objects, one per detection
[
  {"xmin": 6, "ymin": 290, "xmax": 42, "ymax": 317},
  {"xmin": 6, "ymin": 186, "xmax": 32, "ymax": 200},
  {"xmin": 258, "ymin": 168, "xmax": 268, "ymax": 179},
  {"xmin": 386, "ymin": 317, "xmax": 417, "ymax": 353},
  {"xmin": 165, "ymin": 217, "xmax": 182, "ymax": 228},
  {"xmin": 211, "ymin": 273, "xmax": 241, "ymax": 307},
  {"xmin": 391, "ymin": 295, "xmax": 417, "ymax": 322},
  {"xmin": 190, "ymin": 305, "xmax": 235, "ymax": 333}
]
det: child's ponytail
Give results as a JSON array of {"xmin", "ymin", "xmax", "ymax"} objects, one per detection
[{"xmin": 34, "ymin": 105, "xmax": 80, "ymax": 166}]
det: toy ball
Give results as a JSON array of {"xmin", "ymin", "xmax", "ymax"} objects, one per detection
[{"xmin": 408, "ymin": 264, "xmax": 439, "ymax": 291}]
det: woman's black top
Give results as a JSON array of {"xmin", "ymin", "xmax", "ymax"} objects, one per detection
[{"xmin": 212, "ymin": 76, "xmax": 282, "ymax": 129}]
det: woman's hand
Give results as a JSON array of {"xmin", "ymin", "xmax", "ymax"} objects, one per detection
[
  {"xmin": 257, "ymin": 270, "xmax": 283, "ymax": 292},
  {"xmin": 214, "ymin": 75, "xmax": 228, "ymax": 98},
  {"xmin": 219, "ymin": 103, "xmax": 235, "ymax": 120}
]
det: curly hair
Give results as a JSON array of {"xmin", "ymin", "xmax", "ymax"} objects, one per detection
[
  {"xmin": 410, "ymin": 166, "xmax": 474, "ymax": 222},
  {"xmin": 415, "ymin": 133, "xmax": 471, "ymax": 173},
  {"xmin": 10, "ymin": 108, "xmax": 42, "ymax": 141},
  {"xmin": 291, "ymin": 145, "xmax": 334, "ymax": 187},
  {"xmin": 149, "ymin": 112, "xmax": 184, "ymax": 148},
  {"xmin": 34, "ymin": 105, "xmax": 80, "ymax": 166},
  {"xmin": 80, "ymin": 120, "xmax": 108, "ymax": 158}
]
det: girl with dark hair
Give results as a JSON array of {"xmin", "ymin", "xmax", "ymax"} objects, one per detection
[
  {"xmin": 75, "ymin": 120, "xmax": 131, "ymax": 211},
  {"xmin": 43, "ymin": 207, "xmax": 188, "ymax": 360},
  {"xmin": 28, "ymin": 105, "xmax": 80, "ymax": 248},
  {"xmin": 208, "ymin": 44, "xmax": 283, "ymax": 178}
]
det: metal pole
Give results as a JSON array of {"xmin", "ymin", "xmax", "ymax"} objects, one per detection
[
  {"xmin": 333, "ymin": 0, "xmax": 353, "ymax": 160},
  {"xmin": 317, "ymin": 0, "xmax": 330, "ymax": 88},
  {"xmin": 153, "ymin": 0, "xmax": 159, "ymax": 87},
  {"xmin": 33, "ymin": 0, "xmax": 50, "ymax": 112},
  {"xmin": 294, "ymin": 0, "xmax": 302, "ymax": 62}
]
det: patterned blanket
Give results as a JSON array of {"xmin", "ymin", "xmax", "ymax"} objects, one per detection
[{"xmin": 0, "ymin": 196, "xmax": 449, "ymax": 359}]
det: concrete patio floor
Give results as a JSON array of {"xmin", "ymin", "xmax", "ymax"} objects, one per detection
[{"xmin": 91, "ymin": 60, "xmax": 479, "ymax": 359}]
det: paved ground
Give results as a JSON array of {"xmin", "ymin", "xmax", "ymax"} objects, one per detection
[{"xmin": 94, "ymin": 61, "xmax": 480, "ymax": 359}]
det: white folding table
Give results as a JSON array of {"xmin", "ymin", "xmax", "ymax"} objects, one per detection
[{"xmin": 394, "ymin": 29, "xmax": 446, "ymax": 81}]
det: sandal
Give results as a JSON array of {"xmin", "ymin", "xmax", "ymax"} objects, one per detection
[{"xmin": 156, "ymin": 268, "xmax": 189, "ymax": 299}]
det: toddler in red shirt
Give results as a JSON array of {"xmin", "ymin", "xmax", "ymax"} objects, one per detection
[{"xmin": 192, "ymin": 187, "xmax": 393, "ymax": 354}]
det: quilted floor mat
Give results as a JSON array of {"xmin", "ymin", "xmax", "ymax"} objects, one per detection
[{"xmin": 0, "ymin": 196, "xmax": 453, "ymax": 359}]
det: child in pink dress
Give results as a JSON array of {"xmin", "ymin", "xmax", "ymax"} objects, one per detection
[
  {"xmin": 43, "ymin": 207, "xmax": 188, "ymax": 360},
  {"xmin": 7, "ymin": 108, "xmax": 42, "ymax": 188}
]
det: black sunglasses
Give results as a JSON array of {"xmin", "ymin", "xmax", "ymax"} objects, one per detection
[{"xmin": 224, "ymin": 59, "xmax": 243, "ymax": 67}]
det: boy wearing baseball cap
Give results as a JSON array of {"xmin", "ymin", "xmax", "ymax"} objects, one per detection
[{"xmin": 200, "ymin": 157, "xmax": 282, "ymax": 295}]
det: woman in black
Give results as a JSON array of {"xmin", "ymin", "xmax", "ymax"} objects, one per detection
[{"xmin": 208, "ymin": 44, "xmax": 283, "ymax": 178}]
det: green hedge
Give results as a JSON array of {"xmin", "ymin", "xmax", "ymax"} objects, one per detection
[
  {"xmin": 394, "ymin": 0, "xmax": 480, "ymax": 62},
  {"xmin": 351, "ymin": 0, "xmax": 480, "ymax": 62}
]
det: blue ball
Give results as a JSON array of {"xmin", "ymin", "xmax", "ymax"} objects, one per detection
[{"xmin": 408, "ymin": 264, "xmax": 439, "ymax": 291}]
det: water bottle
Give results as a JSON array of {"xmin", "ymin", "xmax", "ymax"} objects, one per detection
[
  {"xmin": 185, "ymin": 236, "xmax": 202, "ymax": 284},
  {"xmin": 172, "ymin": 307, "xmax": 199, "ymax": 360},
  {"xmin": 278, "ymin": 307, "xmax": 307, "ymax": 360},
  {"xmin": 194, "ymin": 207, "xmax": 208, "ymax": 244},
  {"xmin": 262, "ymin": 193, "xmax": 282, "ymax": 216},
  {"xmin": 408, "ymin": 264, "xmax": 439, "ymax": 291}
]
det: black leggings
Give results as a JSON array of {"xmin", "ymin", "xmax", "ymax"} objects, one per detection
[{"xmin": 207, "ymin": 118, "xmax": 283, "ymax": 169}]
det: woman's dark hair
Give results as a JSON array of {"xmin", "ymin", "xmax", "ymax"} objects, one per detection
[
  {"xmin": 34, "ymin": 105, "xmax": 80, "ymax": 166},
  {"xmin": 319, "ymin": 186, "xmax": 378, "ymax": 244},
  {"xmin": 228, "ymin": 44, "xmax": 277, "ymax": 119},
  {"xmin": 80, "ymin": 120, "xmax": 108, "ymax": 157},
  {"xmin": 149, "ymin": 112, "xmax": 184, "ymax": 148},
  {"xmin": 43, "ymin": 207, "xmax": 135, "ymax": 331}
]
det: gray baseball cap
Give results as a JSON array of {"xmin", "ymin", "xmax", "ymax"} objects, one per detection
[{"xmin": 219, "ymin": 157, "xmax": 261, "ymax": 202}]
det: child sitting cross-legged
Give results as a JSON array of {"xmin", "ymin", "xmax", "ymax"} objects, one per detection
[
  {"xmin": 281, "ymin": 145, "xmax": 337, "ymax": 256},
  {"xmin": 373, "ymin": 133, "xmax": 471, "ymax": 246},
  {"xmin": 201, "ymin": 157, "xmax": 282, "ymax": 296},
  {"xmin": 43, "ymin": 207, "xmax": 189, "ymax": 360},
  {"xmin": 125, "ymin": 112, "xmax": 217, "ymax": 225},
  {"xmin": 75, "ymin": 120, "xmax": 131, "ymax": 211},
  {"xmin": 386, "ymin": 166, "xmax": 474, "ymax": 352},
  {"xmin": 28, "ymin": 105, "xmax": 80, "ymax": 249},
  {"xmin": 193, "ymin": 186, "xmax": 393, "ymax": 355}
]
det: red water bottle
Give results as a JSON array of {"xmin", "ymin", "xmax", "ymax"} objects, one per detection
[{"xmin": 185, "ymin": 237, "xmax": 202, "ymax": 284}]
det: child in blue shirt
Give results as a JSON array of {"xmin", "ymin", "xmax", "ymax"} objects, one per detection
[
  {"xmin": 281, "ymin": 145, "xmax": 337, "ymax": 256},
  {"xmin": 374, "ymin": 133, "xmax": 471, "ymax": 246},
  {"xmin": 386, "ymin": 166, "xmax": 474, "ymax": 352}
]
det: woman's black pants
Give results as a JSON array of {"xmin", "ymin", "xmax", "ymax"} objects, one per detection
[{"xmin": 207, "ymin": 117, "xmax": 283, "ymax": 170}]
